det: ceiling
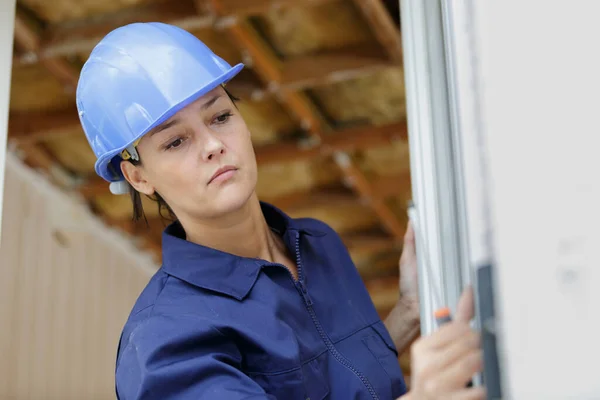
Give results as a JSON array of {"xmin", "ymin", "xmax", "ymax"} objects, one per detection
[{"xmin": 8, "ymin": 0, "xmax": 415, "ymax": 366}]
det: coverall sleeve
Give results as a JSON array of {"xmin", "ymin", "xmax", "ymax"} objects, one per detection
[{"xmin": 115, "ymin": 314, "xmax": 275, "ymax": 400}]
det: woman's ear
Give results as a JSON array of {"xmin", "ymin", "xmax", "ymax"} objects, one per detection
[{"xmin": 120, "ymin": 160, "xmax": 155, "ymax": 196}]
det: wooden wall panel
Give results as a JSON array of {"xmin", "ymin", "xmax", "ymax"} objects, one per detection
[{"xmin": 0, "ymin": 152, "xmax": 157, "ymax": 399}]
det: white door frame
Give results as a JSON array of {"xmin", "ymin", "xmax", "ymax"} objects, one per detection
[{"xmin": 0, "ymin": 0, "xmax": 17, "ymax": 240}]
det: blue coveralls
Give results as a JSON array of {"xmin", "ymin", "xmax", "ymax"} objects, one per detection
[{"xmin": 115, "ymin": 202, "xmax": 408, "ymax": 399}]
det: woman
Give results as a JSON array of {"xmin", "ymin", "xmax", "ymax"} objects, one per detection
[{"xmin": 77, "ymin": 22, "xmax": 485, "ymax": 400}]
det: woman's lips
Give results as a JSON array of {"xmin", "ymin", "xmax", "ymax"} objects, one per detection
[{"xmin": 208, "ymin": 166, "xmax": 237, "ymax": 184}]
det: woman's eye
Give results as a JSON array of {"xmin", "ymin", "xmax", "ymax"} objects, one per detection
[
  {"xmin": 166, "ymin": 138, "xmax": 184, "ymax": 150},
  {"xmin": 214, "ymin": 112, "xmax": 233, "ymax": 124}
]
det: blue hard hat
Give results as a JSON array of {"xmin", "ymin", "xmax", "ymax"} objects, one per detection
[{"xmin": 76, "ymin": 22, "xmax": 244, "ymax": 190}]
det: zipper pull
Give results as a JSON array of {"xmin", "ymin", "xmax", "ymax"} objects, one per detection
[{"xmin": 297, "ymin": 281, "xmax": 313, "ymax": 306}]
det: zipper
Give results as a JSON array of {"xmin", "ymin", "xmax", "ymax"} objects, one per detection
[{"xmin": 292, "ymin": 231, "xmax": 380, "ymax": 400}]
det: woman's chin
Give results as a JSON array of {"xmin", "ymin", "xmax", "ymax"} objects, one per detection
[{"xmin": 211, "ymin": 186, "xmax": 255, "ymax": 215}]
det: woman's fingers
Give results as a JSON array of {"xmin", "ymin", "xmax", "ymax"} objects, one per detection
[
  {"xmin": 408, "ymin": 286, "xmax": 485, "ymax": 399},
  {"xmin": 432, "ymin": 348, "xmax": 483, "ymax": 392},
  {"xmin": 447, "ymin": 386, "xmax": 487, "ymax": 400},
  {"xmin": 455, "ymin": 286, "xmax": 475, "ymax": 323},
  {"xmin": 413, "ymin": 342, "xmax": 482, "ymax": 393},
  {"xmin": 430, "ymin": 328, "xmax": 481, "ymax": 371},
  {"xmin": 414, "ymin": 321, "xmax": 472, "ymax": 352}
]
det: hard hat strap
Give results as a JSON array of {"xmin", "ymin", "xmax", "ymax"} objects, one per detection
[{"xmin": 121, "ymin": 139, "xmax": 141, "ymax": 162}]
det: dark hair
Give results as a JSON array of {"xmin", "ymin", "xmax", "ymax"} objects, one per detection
[{"xmin": 127, "ymin": 86, "xmax": 240, "ymax": 225}]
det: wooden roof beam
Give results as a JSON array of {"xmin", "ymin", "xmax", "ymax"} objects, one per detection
[
  {"xmin": 280, "ymin": 45, "xmax": 392, "ymax": 91},
  {"xmin": 333, "ymin": 152, "xmax": 407, "ymax": 240},
  {"xmin": 254, "ymin": 121, "xmax": 406, "ymax": 165},
  {"xmin": 206, "ymin": 0, "xmax": 325, "ymax": 137},
  {"xmin": 8, "ymin": 106, "xmax": 81, "ymax": 144},
  {"xmin": 39, "ymin": 1, "xmax": 211, "ymax": 60},
  {"xmin": 212, "ymin": 0, "xmax": 342, "ymax": 17},
  {"xmin": 12, "ymin": 44, "xmax": 392, "ymax": 106},
  {"xmin": 13, "ymin": 10, "xmax": 80, "ymax": 90},
  {"xmin": 20, "ymin": 0, "xmax": 339, "ymax": 62},
  {"xmin": 350, "ymin": 0, "xmax": 403, "ymax": 64}
]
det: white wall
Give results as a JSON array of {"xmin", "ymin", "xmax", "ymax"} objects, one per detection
[
  {"xmin": 0, "ymin": 0, "xmax": 17, "ymax": 240},
  {"xmin": 0, "ymin": 152, "xmax": 158, "ymax": 399}
]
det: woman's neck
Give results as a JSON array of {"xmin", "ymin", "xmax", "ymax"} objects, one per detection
[{"xmin": 180, "ymin": 195, "xmax": 280, "ymax": 262}]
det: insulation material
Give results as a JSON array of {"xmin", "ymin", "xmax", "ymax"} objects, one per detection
[
  {"xmin": 191, "ymin": 27, "xmax": 245, "ymax": 66},
  {"xmin": 18, "ymin": 0, "xmax": 154, "ymax": 23},
  {"xmin": 257, "ymin": 2, "xmax": 375, "ymax": 57},
  {"xmin": 288, "ymin": 202, "xmax": 378, "ymax": 233},
  {"xmin": 237, "ymin": 98, "xmax": 297, "ymax": 145},
  {"xmin": 44, "ymin": 132, "xmax": 98, "ymax": 175},
  {"xmin": 358, "ymin": 140, "xmax": 411, "ymax": 176},
  {"xmin": 0, "ymin": 153, "xmax": 157, "ymax": 399},
  {"xmin": 255, "ymin": 158, "xmax": 341, "ymax": 199},
  {"xmin": 311, "ymin": 67, "xmax": 407, "ymax": 125},
  {"xmin": 9, "ymin": 64, "xmax": 73, "ymax": 112}
]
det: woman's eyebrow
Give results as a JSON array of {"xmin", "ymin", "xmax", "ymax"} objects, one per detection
[
  {"xmin": 150, "ymin": 118, "xmax": 180, "ymax": 137},
  {"xmin": 200, "ymin": 93, "xmax": 222, "ymax": 110}
]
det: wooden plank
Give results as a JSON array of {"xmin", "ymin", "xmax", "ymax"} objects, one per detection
[
  {"xmin": 372, "ymin": 171, "xmax": 412, "ymax": 199},
  {"xmin": 255, "ymin": 122, "xmax": 406, "ymax": 165},
  {"xmin": 41, "ymin": 1, "xmax": 212, "ymax": 59},
  {"xmin": 8, "ymin": 106, "xmax": 80, "ymax": 143},
  {"xmin": 13, "ymin": 12, "xmax": 79, "ymax": 89},
  {"xmin": 13, "ymin": 15, "xmax": 39, "ymax": 51},
  {"xmin": 280, "ymin": 45, "xmax": 391, "ymax": 91},
  {"xmin": 215, "ymin": 0, "xmax": 341, "ymax": 16},
  {"xmin": 207, "ymin": 1, "xmax": 325, "ymax": 135},
  {"xmin": 350, "ymin": 0, "xmax": 403, "ymax": 64},
  {"xmin": 334, "ymin": 152, "xmax": 406, "ymax": 239},
  {"xmin": 24, "ymin": 0, "xmax": 338, "ymax": 62},
  {"xmin": 18, "ymin": 144, "xmax": 56, "ymax": 171}
]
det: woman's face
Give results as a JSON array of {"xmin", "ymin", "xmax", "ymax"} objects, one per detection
[{"xmin": 121, "ymin": 86, "xmax": 258, "ymax": 221}]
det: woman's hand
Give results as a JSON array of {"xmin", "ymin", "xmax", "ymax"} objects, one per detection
[
  {"xmin": 399, "ymin": 221, "xmax": 419, "ymax": 311},
  {"xmin": 408, "ymin": 287, "xmax": 486, "ymax": 400}
]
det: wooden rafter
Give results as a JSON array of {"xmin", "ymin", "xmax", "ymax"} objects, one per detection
[
  {"xmin": 214, "ymin": 0, "xmax": 341, "ymax": 16},
  {"xmin": 334, "ymin": 152, "xmax": 406, "ymax": 239},
  {"xmin": 205, "ymin": 0, "xmax": 325, "ymax": 136},
  {"xmin": 280, "ymin": 45, "xmax": 390, "ymax": 91},
  {"xmin": 350, "ymin": 0, "xmax": 403, "ymax": 64},
  {"xmin": 8, "ymin": 106, "xmax": 80, "ymax": 144},
  {"xmin": 13, "ymin": 10, "xmax": 80, "ymax": 90},
  {"xmin": 254, "ymin": 122, "xmax": 406, "ymax": 164}
]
